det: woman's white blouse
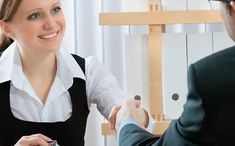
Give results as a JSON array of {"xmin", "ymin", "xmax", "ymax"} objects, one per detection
[{"xmin": 0, "ymin": 43, "xmax": 125, "ymax": 122}]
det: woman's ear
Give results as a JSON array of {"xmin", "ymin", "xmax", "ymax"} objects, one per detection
[{"xmin": 0, "ymin": 20, "xmax": 14, "ymax": 39}]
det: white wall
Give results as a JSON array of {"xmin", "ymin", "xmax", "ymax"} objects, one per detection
[{"xmin": 61, "ymin": 0, "xmax": 75, "ymax": 53}]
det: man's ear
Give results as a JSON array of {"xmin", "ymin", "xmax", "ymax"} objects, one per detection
[
  {"xmin": 230, "ymin": 1, "xmax": 235, "ymax": 12},
  {"xmin": 0, "ymin": 20, "xmax": 14, "ymax": 39}
]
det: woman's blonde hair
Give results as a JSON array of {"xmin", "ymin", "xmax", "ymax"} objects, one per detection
[{"xmin": 0, "ymin": 0, "xmax": 22, "ymax": 51}]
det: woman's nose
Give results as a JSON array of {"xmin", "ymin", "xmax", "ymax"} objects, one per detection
[{"xmin": 43, "ymin": 15, "xmax": 57, "ymax": 30}]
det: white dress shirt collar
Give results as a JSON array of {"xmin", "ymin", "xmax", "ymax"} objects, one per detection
[
  {"xmin": 0, "ymin": 42, "xmax": 86, "ymax": 89},
  {"xmin": 0, "ymin": 42, "xmax": 16, "ymax": 84}
]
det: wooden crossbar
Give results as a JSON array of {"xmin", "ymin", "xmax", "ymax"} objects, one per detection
[{"xmin": 100, "ymin": 11, "xmax": 222, "ymax": 25}]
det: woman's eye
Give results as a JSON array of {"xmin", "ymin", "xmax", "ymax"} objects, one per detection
[
  {"xmin": 52, "ymin": 6, "xmax": 61, "ymax": 14},
  {"xmin": 28, "ymin": 13, "xmax": 41, "ymax": 20}
]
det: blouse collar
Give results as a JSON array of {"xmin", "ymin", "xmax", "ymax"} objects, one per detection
[{"xmin": 0, "ymin": 42, "xmax": 86, "ymax": 91}]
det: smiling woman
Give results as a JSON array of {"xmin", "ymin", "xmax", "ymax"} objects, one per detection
[
  {"xmin": 0, "ymin": 0, "xmax": 125, "ymax": 146},
  {"xmin": 4, "ymin": 0, "xmax": 65, "ymax": 54}
]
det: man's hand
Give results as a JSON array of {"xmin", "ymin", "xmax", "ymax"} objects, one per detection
[
  {"xmin": 14, "ymin": 134, "xmax": 52, "ymax": 146},
  {"xmin": 115, "ymin": 99, "xmax": 149, "ymax": 131}
]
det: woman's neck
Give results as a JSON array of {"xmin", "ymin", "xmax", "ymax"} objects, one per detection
[
  {"xmin": 20, "ymin": 50, "xmax": 57, "ymax": 80},
  {"xmin": 19, "ymin": 47, "xmax": 57, "ymax": 104}
]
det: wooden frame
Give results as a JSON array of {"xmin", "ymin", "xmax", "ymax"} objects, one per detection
[
  {"xmin": 100, "ymin": 0, "xmax": 222, "ymax": 136},
  {"xmin": 100, "ymin": 11, "xmax": 222, "ymax": 25}
]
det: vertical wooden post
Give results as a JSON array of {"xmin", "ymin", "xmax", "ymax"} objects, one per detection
[
  {"xmin": 148, "ymin": 25, "xmax": 163, "ymax": 121},
  {"xmin": 148, "ymin": 0, "xmax": 170, "ymax": 135},
  {"xmin": 148, "ymin": 0, "xmax": 163, "ymax": 121},
  {"xmin": 149, "ymin": 0, "xmax": 162, "ymax": 11}
]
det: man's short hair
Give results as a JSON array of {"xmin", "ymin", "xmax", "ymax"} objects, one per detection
[
  {"xmin": 209, "ymin": 0, "xmax": 231, "ymax": 2},
  {"xmin": 209, "ymin": 0, "xmax": 233, "ymax": 14}
]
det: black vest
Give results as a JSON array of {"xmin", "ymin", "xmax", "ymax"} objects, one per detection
[{"xmin": 0, "ymin": 55, "xmax": 90, "ymax": 146}]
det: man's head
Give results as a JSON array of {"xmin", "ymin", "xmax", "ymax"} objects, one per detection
[{"xmin": 210, "ymin": 0, "xmax": 235, "ymax": 41}]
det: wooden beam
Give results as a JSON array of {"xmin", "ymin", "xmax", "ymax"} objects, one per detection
[
  {"xmin": 149, "ymin": 0, "xmax": 162, "ymax": 11},
  {"xmin": 99, "ymin": 11, "xmax": 222, "ymax": 25},
  {"xmin": 101, "ymin": 121, "xmax": 170, "ymax": 136},
  {"xmin": 148, "ymin": 25, "xmax": 163, "ymax": 120},
  {"xmin": 102, "ymin": 123, "xmax": 115, "ymax": 135},
  {"xmin": 153, "ymin": 121, "xmax": 171, "ymax": 136}
]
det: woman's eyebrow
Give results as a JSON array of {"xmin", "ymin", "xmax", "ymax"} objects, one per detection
[{"xmin": 25, "ymin": 2, "xmax": 61, "ymax": 15}]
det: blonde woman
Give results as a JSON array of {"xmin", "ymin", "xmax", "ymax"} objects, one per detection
[{"xmin": 0, "ymin": 0, "xmax": 123, "ymax": 145}]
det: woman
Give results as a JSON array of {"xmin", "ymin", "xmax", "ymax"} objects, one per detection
[{"xmin": 0, "ymin": 0, "xmax": 124, "ymax": 145}]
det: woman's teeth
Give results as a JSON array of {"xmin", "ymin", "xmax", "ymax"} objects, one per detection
[{"xmin": 40, "ymin": 32, "xmax": 57, "ymax": 39}]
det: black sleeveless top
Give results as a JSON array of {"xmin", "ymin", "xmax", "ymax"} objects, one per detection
[{"xmin": 0, "ymin": 55, "xmax": 90, "ymax": 146}]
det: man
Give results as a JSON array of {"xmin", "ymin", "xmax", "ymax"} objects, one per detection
[{"xmin": 115, "ymin": 0, "xmax": 235, "ymax": 145}]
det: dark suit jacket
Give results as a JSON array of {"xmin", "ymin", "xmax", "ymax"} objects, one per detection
[{"xmin": 119, "ymin": 45, "xmax": 235, "ymax": 146}]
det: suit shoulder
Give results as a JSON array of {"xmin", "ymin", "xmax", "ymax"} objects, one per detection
[
  {"xmin": 194, "ymin": 45, "xmax": 235, "ymax": 71},
  {"xmin": 190, "ymin": 45, "xmax": 235, "ymax": 96}
]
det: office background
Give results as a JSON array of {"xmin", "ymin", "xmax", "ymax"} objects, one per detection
[{"xmin": 61, "ymin": 0, "xmax": 234, "ymax": 145}]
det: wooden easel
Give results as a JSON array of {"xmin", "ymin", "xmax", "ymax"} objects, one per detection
[{"xmin": 100, "ymin": 0, "xmax": 222, "ymax": 136}]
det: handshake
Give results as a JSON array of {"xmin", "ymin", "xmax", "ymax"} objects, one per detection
[{"xmin": 108, "ymin": 95, "xmax": 150, "ymax": 132}]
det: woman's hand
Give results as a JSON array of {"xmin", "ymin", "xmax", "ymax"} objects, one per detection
[
  {"xmin": 115, "ymin": 99, "xmax": 149, "ymax": 131},
  {"xmin": 14, "ymin": 134, "xmax": 52, "ymax": 146},
  {"xmin": 108, "ymin": 96, "xmax": 149, "ymax": 131},
  {"xmin": 108, "ymin": 105, "xmax": 121, "ymax": 131}
]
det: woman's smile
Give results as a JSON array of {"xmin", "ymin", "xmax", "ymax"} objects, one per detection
[{"xmin": 39, "ymin": 31, "xmax": 59, "ymax": 41}]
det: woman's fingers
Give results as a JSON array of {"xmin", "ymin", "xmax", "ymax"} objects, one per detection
[
  {"xmin": 108, "ymin": 105, "xmax": 121, "ymax": 130},
  {"xmin": 15, "ymin": 134, "xmax": 52, "ymax": 146}
]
